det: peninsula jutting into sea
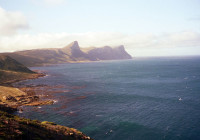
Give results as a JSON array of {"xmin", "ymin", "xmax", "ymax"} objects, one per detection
[
  {"xmin": 2, "ymin": 41, "xmax": 132, "ymax": 67},
  {"xmin": 1, "ymin": 1, "xmax": 200, "ymax": 139},
  {"xmin": 0, "ymin": 41, "xmax": 132, "ymax": 139}
]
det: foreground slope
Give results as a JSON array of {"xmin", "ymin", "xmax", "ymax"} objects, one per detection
[
  {"xmin": 0, "ymin": 110, "xmax": 92, "ymax": 140},
  {"xmin": 2, "ymin": 41, "xmax": 132, "ymax": 66}
]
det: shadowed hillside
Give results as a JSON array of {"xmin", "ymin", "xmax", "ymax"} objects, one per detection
[
  {"xmin": 0, "ymin": 55, "xmax": 35, "ymax": 73},
  {"xmin": 0, "ymin": 55, "xmax": 43, "ymax": 85}
]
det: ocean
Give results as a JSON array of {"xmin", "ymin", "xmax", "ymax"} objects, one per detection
[{"xmin": 15, "ymin": 56, "xmax": 200, "ymax": 140}]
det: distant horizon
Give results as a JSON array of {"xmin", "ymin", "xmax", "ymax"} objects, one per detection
[
  {"xmin": 0, "ymin": 0, "xmax": 200, "ymax": 56},
  {"xmin": 1, "ymin": 40, "xmax": 200, "ymax": 58}
]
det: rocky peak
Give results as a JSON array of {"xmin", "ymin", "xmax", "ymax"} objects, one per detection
[
  {"xmin": 61, "ymin": 41, "xmax": 86, "ymax": 58},
  {"xmin": 68, "ymin": 41, "xmax": 80, "ymax": 49}
]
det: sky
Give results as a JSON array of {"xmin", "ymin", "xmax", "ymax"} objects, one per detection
[{"xmin": 0, "ymin": 0, "xmax": 200, "ymax": 57}]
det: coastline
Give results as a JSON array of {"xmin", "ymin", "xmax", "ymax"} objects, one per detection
[
  {"xmin": 0, "ymin": 70, "xmax": 93, "ymax": 139},
  {"xmin": 0, "ymin": 70, "xmax": 51, "ymax": 112},
  {"xmin": 0, "ymin": 70, "xmax": 45, "ymax": 86}
]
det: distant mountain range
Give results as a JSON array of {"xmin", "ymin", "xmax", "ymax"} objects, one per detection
[{"xmin": 1, "ymin": 41, "xmax": 132, "ymax": 67}]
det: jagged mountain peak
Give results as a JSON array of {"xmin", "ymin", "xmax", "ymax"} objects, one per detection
[
  {"xmin": 64, "ymin": 41, "xmax": 80, "ymax": 49},
  {"xmin": 61, "ymin": 41, "xmax": 86, "ymax": 58}
]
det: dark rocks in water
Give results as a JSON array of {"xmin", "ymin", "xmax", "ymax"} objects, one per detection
[{"xmin": 17, "ymin": 95, "xmax": 39, "ymax": 104}]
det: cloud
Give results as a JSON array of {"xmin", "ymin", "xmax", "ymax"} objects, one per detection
[
  {"xmin": 0, "ymin": 31, "xmax": 200, "ymax": 56},
  {"xmin": 0, "ymin": 7, "xmax": 29, "ymax": 36}
]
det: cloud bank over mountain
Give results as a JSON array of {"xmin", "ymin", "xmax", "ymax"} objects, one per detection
[{"xmin": 0, "ymin": 31, "xmax": 200, "ymax": 56}]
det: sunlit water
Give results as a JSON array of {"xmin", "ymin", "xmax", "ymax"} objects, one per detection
[{"xmin": 15, "ymin": 56, "xmax": 200, "ymax": 140}]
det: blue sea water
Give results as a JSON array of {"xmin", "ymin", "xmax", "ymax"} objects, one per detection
[{"xmin": 16, "ymin": 56, "xmax": 200, "ymax": 140}]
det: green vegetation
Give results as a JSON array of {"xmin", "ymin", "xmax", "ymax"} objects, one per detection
[
  {"xmin": 0, "ymin": 110, "xmax": 92, "ymax": 140},
  {"xmin": 41, "ymin": 121, "xmax": 56, "ymax": 125}
]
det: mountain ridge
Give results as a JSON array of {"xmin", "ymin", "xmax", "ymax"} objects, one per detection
[{"xmin": 1, "ymin": 41, "xmax": 132, "ymax": 67}]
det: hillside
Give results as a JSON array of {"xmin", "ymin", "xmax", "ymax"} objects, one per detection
[
  {"xmin": 0, "ymin": 55, "xmax": 34, "ymax": 73},
  {"xmin": 0, "ymin": 110, "xmax": 92, "ymax": 140},
  {"xmin": 0, "ymin": 55, "xmax": 43, "ymax": 85},
  {"xmin": 2, "ymin": 41, "xmax": 132, "ymax": 67}
]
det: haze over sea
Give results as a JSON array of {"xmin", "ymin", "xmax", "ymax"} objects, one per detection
[{"xmin": 16, "ymin": 56, "xmax": 200, "ymax": 140}]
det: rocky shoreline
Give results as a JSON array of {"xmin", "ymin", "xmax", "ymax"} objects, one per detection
[
  {"xmin": 0, "ymin": 72, "xmax": 56, "ymax": 113},
  {"xmin": 0, "ymin": 71, "xmax": 93, "ymax": 140}
]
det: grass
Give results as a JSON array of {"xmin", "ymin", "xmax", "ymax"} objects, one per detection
[{"xmin": 0, "ymin": 110, "xmax": 92, "ymax": 140}]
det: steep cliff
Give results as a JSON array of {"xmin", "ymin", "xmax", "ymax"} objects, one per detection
[{"xmin": 85, "ymin": 45, "xmax": 132, "ymax": 60}]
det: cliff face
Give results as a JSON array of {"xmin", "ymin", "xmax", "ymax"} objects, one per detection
[
  {"xmin": 86, "ymin": 45, "xmax": 132, "ymax": 60},
  {"xmin": 62, "ymin": 41, "xmax": 86, "ymax": 58},
  {"xmin": 2, "ymin": 41, "xmax": 132, "ymax": 67}
]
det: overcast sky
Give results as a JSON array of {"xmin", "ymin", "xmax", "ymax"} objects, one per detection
[{"xmin": 0, "ymin": 0, "xmax": 200, "ymax": 56}]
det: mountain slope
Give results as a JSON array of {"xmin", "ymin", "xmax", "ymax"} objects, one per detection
[
  {"xmin": 0, "ymin": 55, "xmax": 44, "ymax": 85},
  {"xmin": 0, "ymin": 55, "xmax": 34, "ymax": 73}
]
